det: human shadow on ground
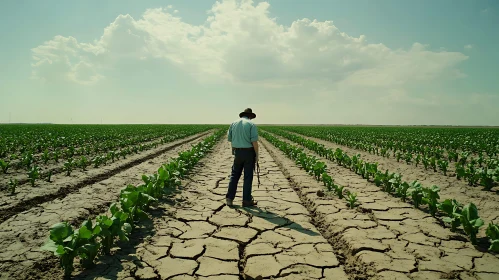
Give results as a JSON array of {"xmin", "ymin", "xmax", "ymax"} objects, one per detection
[{"xmin": 234, "ymin": 205, "xmax": 320, "ymax": 237}]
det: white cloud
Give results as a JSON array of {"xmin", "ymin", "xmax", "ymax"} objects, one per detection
[
  {"xmin": 464, "ymin": 44, "xmax": 473, "ymax": 49},
  {"xmin": 30, "ymin": 0, "xmax": 471, "ymax": 119},
  {"xmin": 32, "ymin": 0, "xmax": 467, "ymax": 87}
]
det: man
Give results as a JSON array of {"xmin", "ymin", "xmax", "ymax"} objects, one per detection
[{"xmin": 225, "ymin": 108, "xmax": 259, "ymax": 207}]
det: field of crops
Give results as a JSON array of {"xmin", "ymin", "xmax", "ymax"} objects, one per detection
[{"xmin": 0, "ymin": 124, "xmax": 498, "ymax": 280}]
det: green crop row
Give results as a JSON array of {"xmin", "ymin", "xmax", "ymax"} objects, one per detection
[
  {"xmin": 40, "ymin": 129, "xmax": 224, "ymax": 277},
  {"xmin": 0, "ymin": 125, "xmax": 218, "ymax": 172},
  {"xmin": 260, "ymin": 131, "xmax": 360, "ymax": 209},
  {"xmin": 274, "ymin": 126, "xmax": 499, "ymax": 189},
  {"xmin": 264, "ymin": 128, "xmax": 499, "ymax": 252},
  {"xmin": 1, "ymin": 126, "xmax": 218, "ymax": 192}
]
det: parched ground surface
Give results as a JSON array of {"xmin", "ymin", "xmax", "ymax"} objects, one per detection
[
  {"xmin": 4, "ymin": 136, "xmax": 498, "ymax": 280},
  {"xmin": 261, "ymin": 136, "xmax": 499, "ymax": 280},
  {"xmin": 0, "ymin": 131, "xmax": 213, "ymax": 224},
  {"xmin": 0, "ymin": 133, "xmax": 213, "ymax": 280},
  {"xmin": 286, "ymin": 132, "xmax": 499, "ymax": 228},
  {"xmin": 65, "ymin": 139, "xmax": 350, "ymax": 280}
]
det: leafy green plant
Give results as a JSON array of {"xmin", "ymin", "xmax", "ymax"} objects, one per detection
[
  {"xmin": 386, "ymin": 173, "xmax": 401, "ymax": 194},
  {"xmin": 478, "ymin": 168, "xmax": 495, "ymax": 191},
  {"xmin": 77, "ymin": 221, "xmax": 101, "ymax": 269},
  {"xmin": 380, "ymin": 148, "xmax": 388, "ymax": 157},
  {"xmin": 396, "ymin": 152, "xmax": 402, "ymax": 162},
  {"xmin": 437, "ymin": 159, "xmax": 449, "ymax": 175},
  {"xmin": 46, "ymin": 170, "xmax": 53, "ymax": 182},
  {"xmin": 374, "ymin": 171, "xmax": 384, "ymax": 187},
  {"xmin": 422, "ymin": 157, "xmax": 430, "ymax": 170},
  {"xmin": 438, "ymin": 199, "xmax": 463, "ymax": 231},
  {"xmin": 78, "ymin": 156, "xmax": 89, "ymax": 171},
  {"xmin": 41, "ymin": 220, "xmax": 101, "ymax": 277},
  {"xmin": 415, "ymin": 154, "xmax": 421, "ymax": 167},
  {"xmin": 119, "ymin": 185, "xmax": 157, "ymax": 228},
  {"xmin": 312, "ymin": 161, "xmax": 327, "ymax": 181},
  {"xmin": 396, "ymin": 182, "xmax": 411, "ymax": 202},
  {"xmin": 486, "ymin": 222, "xmax": 499, "ymax": 253},
  {"xmin": 53, "ymin": 150, "xmax": 61, "ymax": 163},
  {"xmin": 64, "ymin": 146, "xmax": 75, "ymax": 159},
  {"xmin": 459, "ymin": 203, "xmax": 484, "ymax": 245},
  {"xmin": 404, "ymin": 152, "xmax": 413, "ymax": 164},
  {"xmin": 321, "ymin": 172, "xmax": 336, "ymax": 192},
  {"xmin": 334, "ymin": 148, "xmax": 344, "ymax": 166},
  {"xmin": 459, "ymin": 151, "xmax": 469, "ymax": 165},
  {"xmin": 8, "ymin": 178, "xmax": 18, "ymax": 195},
  {"xmin": 93, "ymin": 156, "xmax": 103, "ymax": 168},
  {"xmin": 63, "ymin": 159, "xmax": 74, "ymax": 176},
  {"xmin": 347, "ymin": 191, "xmax": 358, "ymax": 208},
  {"xmin": 455, "ymin": 163, "xmax": 466, "ymax": 180},
  {"xmin": 28, "ymin": 165, "xmax": 40, "ymax": 187},
  {"xmin": 422, "ymin": 185, "xmax": 440, "ymax": 217},
  {"xmin": 0, "ymin": 159, "xmax": 11, "ymax": 174},
  {"xmin": 120, "ymin": 149, "xmax": 127, "ymax": 159},
  {"xmin": 22, "ymin": 152, "xmax": 34, "ymax": 169},
  {"xmin": 42, "ymin": 149, "xmax": 51, "ymax": 164},
  {"xmin": 365, "ymin": 162, "xmax": 378, "ymax": 180},
  {"xmin": 451, "ymin": 150, "xmax": 459, "ymax": 162},
  {"xmin": 336, "ymin": 185, "xmax": 345, "ymax": 199},
  {"xmin": 108, "ymin": 151, "xmax": 117, "ymax": 162},
  {"xmin": 477, "ymin": 152, "xmax": 485, "ymax": 167},
  {"xmin": 409, "ymin": 182, "xmax": 424, "ymax": 208},
  {"xmin": 465, "ymin": 164, "xmax": 480, "ymax": 186},
  {"xmin": 95, "ymin": 203, "xmax": 132, "ymax": 255},
  {"xmin": 429, "ymin": 157, "xmax": 437, "ymax": 172}
]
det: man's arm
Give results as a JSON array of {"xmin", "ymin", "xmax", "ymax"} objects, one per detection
[
  {"xmin": 227, "ymin": 124, "xmax": 232, "ymax": 142},
  {"xmin": 252, "ymin": 141, "xmax": 259, "ymax": 155}
]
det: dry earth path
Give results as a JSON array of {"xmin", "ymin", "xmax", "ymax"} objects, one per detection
[
  {"xmin": 0, "ymin": 130, "xmax": 214, "ymax": 224},
  {"xmin": 0, "ymin": 133, "xmax": 213, "ymax": 280},
  {"xmin": 286, "ymin": 131, "xmax": 499, "ymax": 227},
  {"xmin": 69, "ymin": 139, "xmax": 350, "ymax": 280},
  {"xmin": 261, "ymin": 136, "xmax": 499, "ymax": 280}
]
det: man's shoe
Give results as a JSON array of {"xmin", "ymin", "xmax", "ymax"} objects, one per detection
[
  {"xmin": 226, "ymin": 198, "xmax": 233, "ymax": 207},
  {"xmin": 242, "ymin": 199, "xmax": 258, "ymax": 207}
]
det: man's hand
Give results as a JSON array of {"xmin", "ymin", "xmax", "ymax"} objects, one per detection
[{"xmin": 255, "ymin": 152, "xmax": 259, "ymax": 162}]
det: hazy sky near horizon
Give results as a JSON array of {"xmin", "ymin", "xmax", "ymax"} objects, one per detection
[{"xmin": 1, "ymin": 0, "xmax": 498, "ymax": 125}]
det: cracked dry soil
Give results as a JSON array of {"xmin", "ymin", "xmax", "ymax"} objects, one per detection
[
  {"xmin": 4, "ymin": 136, "xmax": 498, "ymax": 280},
  {"xmin": 0, "ymin": 130, "xmax": 214, "ymax": 224},
  {"xmin": 261, "ymin": 136, "xmax": 499, "ymax": 280},
  {"xmin": 288, "ymin": 132, "xmax": 499, "ymax": 229},
  {"xmin": 0, "ymin": 133, "xmax": 213, "ymax": 280},
  {"xmin": 72, "ymin": 140, "xmax": 349, "ymax": 280}
]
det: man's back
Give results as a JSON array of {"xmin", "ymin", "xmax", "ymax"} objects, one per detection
[{"xmin": 227, "ymin": 117, "xmax": 258, "ymax": 148}]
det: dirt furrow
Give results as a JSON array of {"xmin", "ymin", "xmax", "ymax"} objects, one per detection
[
  {"xmin": 0, "ymin": 130, "xmax": 213, "ymax": 224},
  {"xmin": 70, "ymin": 140, "xmax": 350, "ymax": 280},
  {"xmin": 261, "ymin": 136, "xmax": 499, "ymax": 280},
  {"xmin": 0, "ymin": 133, "xmax": 213, "ymax": 280},
  {"xmin": 286, "ymin": 131, "xmax": 499, "ymax": 227}
]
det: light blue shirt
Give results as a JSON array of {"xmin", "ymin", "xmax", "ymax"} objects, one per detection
[{"xmin": 227, "ymin": 117, "xmax": 259, "ymax": 148}]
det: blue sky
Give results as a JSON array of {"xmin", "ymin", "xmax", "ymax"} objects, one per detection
[{"xmin": 1, "ymin": 0, "xmax": 498, "ymax": 125}]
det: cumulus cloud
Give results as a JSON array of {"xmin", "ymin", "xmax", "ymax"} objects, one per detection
[
  {"xmin": 464, "ymin": 44, "xmax": 473, "ymax": 49},
  {"xmin": 31, "ymin": 0, "xmax": 468, "ymax": 98}
]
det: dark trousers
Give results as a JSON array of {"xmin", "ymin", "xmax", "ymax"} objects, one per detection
[{"xmin": 226, "ymin": 148, "xmax": 256, "ymax": 202}]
